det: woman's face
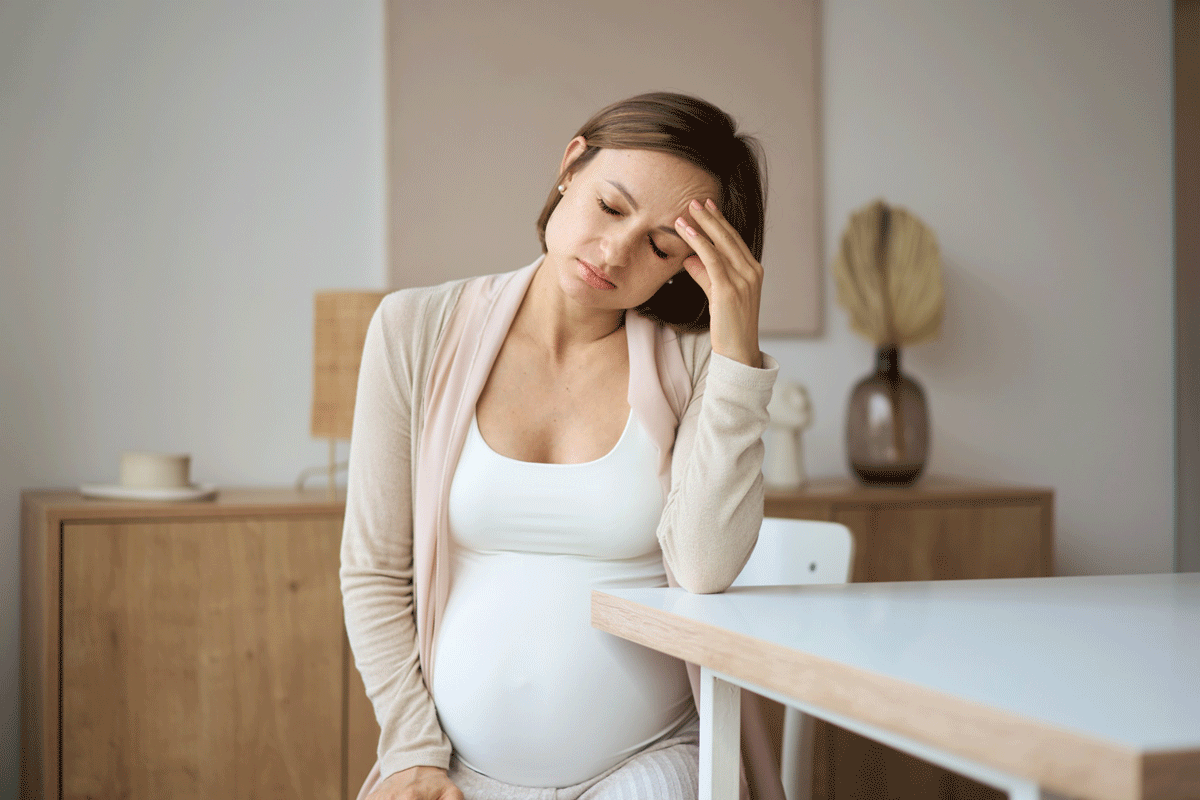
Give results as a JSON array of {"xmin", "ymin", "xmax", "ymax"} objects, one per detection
[{"xmin": 543, "ymin": 143, "xmax": 720, "ymax": 312}]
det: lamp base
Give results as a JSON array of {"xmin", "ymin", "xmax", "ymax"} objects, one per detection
[{"xmin": 294, "ymin": 438, "xmax": 349, "ymax": 497}]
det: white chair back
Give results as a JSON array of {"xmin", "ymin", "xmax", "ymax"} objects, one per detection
[{"xmin": 731, "ymin": 517, "xmax": 855, "ymax": 587}]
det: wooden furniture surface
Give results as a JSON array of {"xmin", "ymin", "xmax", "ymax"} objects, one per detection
[
  {"xmin": 22, "ymin": 478, "xmax": 1051, "ymax": 799},
  {"xmin": 20, "ymin": 488, "xmax": 380, "ymax": 800},
  {"xmin": 761, "ymin": 475, "xmax": 1054, "ymax": 800},
  {"xmin": 592, "ymin": 575, "xmax": 1200, "ymax": 800}
]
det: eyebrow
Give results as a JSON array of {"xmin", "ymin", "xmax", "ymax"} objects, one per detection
[{"xmin": 606, "ymin": 179, "xmax": 687, "ymax": 241}]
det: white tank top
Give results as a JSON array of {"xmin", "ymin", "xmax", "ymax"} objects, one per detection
[{"xmin": 432, "ymin": 411, "xmax": 694, "ymax": 787}]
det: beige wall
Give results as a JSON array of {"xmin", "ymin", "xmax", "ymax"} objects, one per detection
[
  {"xmin": 0, "ymin": 1, "xmax": 1175, "ymax": 796},
  {"xmin": 1176, "ymin": 0, "xmax": 1200, "ymax": 572},
  {"xmin": 385, "ymin": 0, "xmax": 822, "ymax": 335}
]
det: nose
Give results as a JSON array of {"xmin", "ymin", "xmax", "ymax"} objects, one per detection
[{"xmin": 600, "ymin": 225, "xmax": 639, "ymax": 267}]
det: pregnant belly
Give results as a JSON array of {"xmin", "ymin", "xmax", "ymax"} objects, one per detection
[{"xmin": 431, "ymin": 550, "xmax": 693, "ymax": 788}]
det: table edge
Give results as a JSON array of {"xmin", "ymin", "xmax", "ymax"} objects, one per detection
[{"xmin": 591, "ymin": 589, "xmax": 1196, "ymax": 800}]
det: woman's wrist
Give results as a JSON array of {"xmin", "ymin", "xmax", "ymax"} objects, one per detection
[
  {"xmin": 381, "ymin": 765, "xmax": 450, "ymax": 787},
  {"xmin": 713, "ymin": 342, "xmax": 763, "ymax": 369}
]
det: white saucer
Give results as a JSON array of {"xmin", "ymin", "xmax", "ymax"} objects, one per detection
[{"xmin": 79, "ymin": 483, "xmax": 218, "ymax": 502}]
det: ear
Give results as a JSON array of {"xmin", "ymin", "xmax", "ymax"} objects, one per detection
[{"xmin": 558, "ymin": 136, "xmax": 588, "ymax": 187}]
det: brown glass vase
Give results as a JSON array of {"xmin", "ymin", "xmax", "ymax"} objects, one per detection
[{"xmin": 846, "ymin": 345, "xmax": 929, "ymax": 485}]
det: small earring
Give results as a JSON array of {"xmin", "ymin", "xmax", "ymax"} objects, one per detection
[
  {"xmin": 557, "ymin": 184, "xmax": 566, "ymax": 194},
  {"xmin": 667, "ymin": 278, "xmax": 674, "ymax": 285}
]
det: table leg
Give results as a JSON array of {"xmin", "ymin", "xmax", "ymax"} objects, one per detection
[
  {"xmin": 700, "ymin": 667, "xmax": 741, "ymax": 800},
  {"xmin": 708, "ymin": 672, "xmax": 1083, "ymax": 800}
]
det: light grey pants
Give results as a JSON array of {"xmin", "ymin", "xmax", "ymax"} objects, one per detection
[{"xmin": 447, "ymin": 717, "xmax": 700, "ymax": 800}]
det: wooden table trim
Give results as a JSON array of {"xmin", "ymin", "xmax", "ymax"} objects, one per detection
[
  {"xmin": 592, "ymin": 590, "xmax": 1174, "ymax": 800},
  {"xmin": 765, "ymin": 476, "xmax": 1055, "ymax": 505}
]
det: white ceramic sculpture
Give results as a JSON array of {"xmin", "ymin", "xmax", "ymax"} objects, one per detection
[{"xmin": 764, "ymin": 382, "xmax": 813, "ymax": 490}]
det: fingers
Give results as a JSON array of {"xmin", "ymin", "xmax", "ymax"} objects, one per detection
[
  {"xmin": 681, "ymin": 252, "xmax": 711, "ymax": 295},
  {"xmin": 674, "ymin": 216, "xmax": 726, "ymax": 293},
  {"xmin": 696, "ymin": 198, "xmax": 757, "ymax": 268},
  {"xmin": 675, "ymin": 200, "xmax": 761, "ymax": 295},
  {"xmin": 690, "ymin": 199, "xmax": 762, "ymax": 288},
  {"xmin": 675, "ymin": 197, "xmax": 764, "ymax": 368}
]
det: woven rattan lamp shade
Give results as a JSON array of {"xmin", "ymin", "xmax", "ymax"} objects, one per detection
[{"xmin": 311, "ymin": 290, "xmax": 388, "ymax": 440}]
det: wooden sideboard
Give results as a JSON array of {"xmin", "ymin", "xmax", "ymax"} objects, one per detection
[
  {"xmin": 20, "ymin": 488, "xmax": 379, "ymax": 800},
  {"xmin": 757, "ymin": 475, "xmax": 1055, "ymax": 800},
  {"xmin": 23, "ymin": 477, "xmax": 1052, "ymax": 800}
]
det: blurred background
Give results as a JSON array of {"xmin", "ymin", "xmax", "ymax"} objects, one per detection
[{"xmin": 0, "ymin": 2, "xmax": 1181, "ymax": 797}]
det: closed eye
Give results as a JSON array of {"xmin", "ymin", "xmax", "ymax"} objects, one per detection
[
  {"xmin": 648, "ymin": 235, "xmax": 670, "ymax": 259},
  {"xmin": 599, "ymin": 196, "xmax": 671, "ymax": 259}
]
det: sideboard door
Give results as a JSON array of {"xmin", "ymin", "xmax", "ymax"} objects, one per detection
[
  {"xmin": 60, "ymin": 517, "xmax": 344, "ymax": 800},
  {"xmin": 836, "ymin": 501, "xmax": 1051, "ymax": 582}
]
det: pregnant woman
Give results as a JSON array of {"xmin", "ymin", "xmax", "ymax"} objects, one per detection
[{"xmin": 341, "ymin": 91, "xmax": 779, "ymax": 800}]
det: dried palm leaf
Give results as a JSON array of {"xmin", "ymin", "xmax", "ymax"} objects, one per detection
[{"xmin": 833, "ymin": 199, "xmax": 944, "ymax": 347}]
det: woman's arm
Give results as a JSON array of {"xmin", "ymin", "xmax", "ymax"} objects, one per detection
[
  {"xmin": 340, "ymin": 294, "xmax": 454, "ymax": 780},
  {"xmin": 657, "ymin": 340, "xmax": 778, "ymax": 593},
  {"xmin": 660, "ymin": 197, "xmax": 779, "ymax": 593}
]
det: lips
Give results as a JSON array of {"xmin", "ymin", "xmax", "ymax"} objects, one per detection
[{"xmin": 576, "ymin": 259, "xmax": 616, "ymax": 290}]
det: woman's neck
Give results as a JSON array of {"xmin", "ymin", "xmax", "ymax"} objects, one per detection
[{"xmin": 515, "ymin": 259, "xmax": 626, "ymax": 360}]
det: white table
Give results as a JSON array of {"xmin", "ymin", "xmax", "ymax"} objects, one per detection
[{"xmin": 591, "ymin": 573, "xmax": 1200, "ymax": 800}]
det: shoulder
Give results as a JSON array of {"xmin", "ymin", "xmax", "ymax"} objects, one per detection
[
  {"xmin": 370, "ymin": 264, "xmax": 538, "ymax": 384},
  {"xmin": 376, "ymin": 261, "xmax": 541, "ymax": 345},
  {"xmin": 375, "ymin": 276, "xmax": 472, "ymax": 344},
  {"xmin": 363, "ymin": 277, "xmax": 474, "ymax": 398}
]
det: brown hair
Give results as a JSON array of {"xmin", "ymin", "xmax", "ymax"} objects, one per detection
[{"xmin": 535, "ymin": 92, "xmax": 767, "ymax": 330}]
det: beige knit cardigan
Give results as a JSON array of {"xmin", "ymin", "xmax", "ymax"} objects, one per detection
[{"xmin": 341, "ymin": 260, "xmax": 784, "ymax": 798}]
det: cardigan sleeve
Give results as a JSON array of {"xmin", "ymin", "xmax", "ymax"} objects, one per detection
[
  {"xmin": 657, "ymin": 339, "xmax": 779, "ymax": 594},
  {"xmin": 340, "ymin": 293, "xmax": 453, "ymax": 779}
]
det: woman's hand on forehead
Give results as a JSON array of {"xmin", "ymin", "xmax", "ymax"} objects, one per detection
[{"xmin": 675, "ymin": 199, "xmax": 764, "ymax": 368}]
